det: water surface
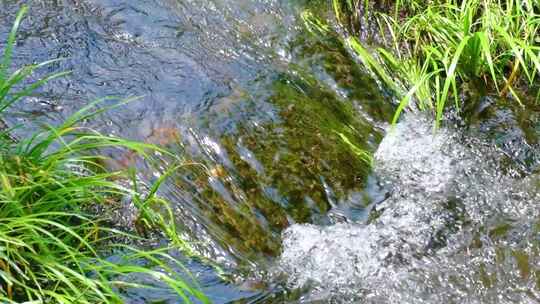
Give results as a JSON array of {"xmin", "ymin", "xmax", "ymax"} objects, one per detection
[{"xmin": 1, "ymin": 0, "xmax": 539, "ymax": 303}]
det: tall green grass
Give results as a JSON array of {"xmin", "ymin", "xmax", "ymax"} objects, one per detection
[
  {"xmin": 334, "ymin": 0, "xmax": 540, "ymax": 126},
  {"xmin": 0, "ymin": 6, "xmax": 208, "ymax": 303}
]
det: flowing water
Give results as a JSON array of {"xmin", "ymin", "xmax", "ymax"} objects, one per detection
[
  {"xmin": 280, "ymin": 113, "xmax": 540, "ymax": 303},
  {"xmin": 1, "ymin": 1, "xmax": 539, "ymax": 303}
]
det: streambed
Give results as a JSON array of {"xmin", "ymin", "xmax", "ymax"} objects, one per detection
[{"xmin": 1, "ymin": 0, "xmax": 539, "ymax": 303}]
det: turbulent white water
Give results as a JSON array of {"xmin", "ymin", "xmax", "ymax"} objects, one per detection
[{"xmin": 279, "ymin": 114, "xmax": 540, "ymax": 303}]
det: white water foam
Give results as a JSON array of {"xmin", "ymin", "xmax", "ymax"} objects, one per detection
[{"xmin": 279, "ymin": 114, "xmax": 540, "ymax": 303}]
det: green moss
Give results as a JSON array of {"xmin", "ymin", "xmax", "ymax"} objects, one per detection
[
  {"xmin": 292, "ymin": 11, "xmax": 396, "ymax": 123},
  {"xmin": 170, "ymin": 72, "xmax": 380, "ymax": 261}
]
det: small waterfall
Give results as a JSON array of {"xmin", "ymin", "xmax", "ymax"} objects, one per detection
[{"xmin": 279, "ymin": 114, "xmax": 540, "ymax": 303}]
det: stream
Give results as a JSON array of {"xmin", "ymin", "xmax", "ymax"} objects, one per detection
[{"xmin": 1, "ymin": 0, "xmax": 539, "ymax": 303}]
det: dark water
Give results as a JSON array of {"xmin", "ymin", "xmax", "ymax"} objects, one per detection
[{"xmin": 1, "ymin": 0, "xmax": 539, "ymax": 303}]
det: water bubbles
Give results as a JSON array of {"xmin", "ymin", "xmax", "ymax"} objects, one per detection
[{"xmin": 279, "ymin": 114, "xmax": 540, "ymax": 303}]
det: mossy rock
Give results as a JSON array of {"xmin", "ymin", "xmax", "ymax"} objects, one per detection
[{"xmin": 170, "ymin": 73, "xmax": 382, "ymax": 262}]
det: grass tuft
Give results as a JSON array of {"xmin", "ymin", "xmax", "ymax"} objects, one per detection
[
  {"xmin": 334, "ymin": 0, "xmax": 540, "ymax": 126},
  {"xmin": 0, "ymin": 6, "xmax": 208, "ymax": 303}
]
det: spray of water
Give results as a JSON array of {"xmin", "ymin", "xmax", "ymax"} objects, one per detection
[{"xmin": 279, "ymin": 114, "xmax": 540, "ymax": 303}]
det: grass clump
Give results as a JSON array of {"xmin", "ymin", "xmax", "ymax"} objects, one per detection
[
  {"xmin": 0, "ymin": 6, "xmax": 208, "ymax": 303},
  {"xmin": 334, "ymin": 0, "xmax": 540, "ymax": 126}
]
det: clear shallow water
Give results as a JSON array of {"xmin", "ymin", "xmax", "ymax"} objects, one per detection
[{"xmin": 1, "ymin": 1, "xmax": 539, "ymax": 303}]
